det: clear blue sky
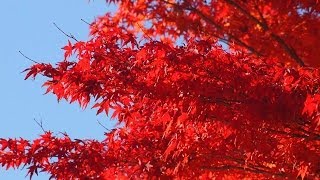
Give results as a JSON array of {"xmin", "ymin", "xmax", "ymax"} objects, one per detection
[{"xmin": 0, "ymin": 1, "xmax": 116, "ymax": 179}]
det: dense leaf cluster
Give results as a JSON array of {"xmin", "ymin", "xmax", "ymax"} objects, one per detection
[{"xmin": 1, "ymin": 0, "xmax": 320, "ymax": 179}]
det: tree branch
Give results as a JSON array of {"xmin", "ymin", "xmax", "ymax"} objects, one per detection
[
  {"xmin": 224, "ymin": 0, "xmax": 305, "ymax": 66},
  {"xmin": 266, "ymin": 127, "xmax": 320, "ymax": 140},
  {"xmin": 161, "ymin": 0, "xmax": 262, "ymax": 56},
  {"xmin": 201, "ymin": 164, "xmax": 285, "ymax": 177},
  {"xmin": 200, "ymin": 151, "xmax": 283, "ymax": 177}
]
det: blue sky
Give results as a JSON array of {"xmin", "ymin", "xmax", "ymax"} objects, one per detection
[{"xmin": 0, "ymin": 1, "xmax": 116, "ymax": 179}]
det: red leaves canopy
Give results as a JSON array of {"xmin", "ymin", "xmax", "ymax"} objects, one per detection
[{"xmin": 1, "ymin": 0, "xmax": 320, "ymax": 179}]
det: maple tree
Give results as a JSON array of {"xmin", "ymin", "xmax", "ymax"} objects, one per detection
[{"xmin": 1, "ymin": 0, "xmax": 320, "ymax": 179}]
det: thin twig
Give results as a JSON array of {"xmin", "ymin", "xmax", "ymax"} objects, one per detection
[
  {"xmin": 33, "ymin": 118, "xmax": 46, "ymax": 133},
  {"xmin": 81, "ymin": 18, "xmax": 90, "ymax": 25},
  {"xmin": 18, "ymin": 51, "xmax": 39, "ymax": 63},
  {"xmin": 253, "ymin": 4, "xmax": 268, "ymax": 28},
  {"xmin": 53, "ymin": 22, "xmax": 79, "ymax": 42},
  {"xmin": 97, "ymin": 119, "xmax": 110, "ymax": 131},
  {"xmin": 136, "ymin": 23, "xmax": 153, "ymax": 42},
  {"xmin": 74, "ymin": 138, "xmax": 86, "ymax": 144}
]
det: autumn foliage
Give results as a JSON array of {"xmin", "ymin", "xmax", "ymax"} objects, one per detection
[{"xmin": 1, "ymin": 0, "xmax": 320, "ymax": 179}]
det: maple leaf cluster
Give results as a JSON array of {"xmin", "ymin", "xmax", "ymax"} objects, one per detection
[{"xmin": 1, "ymin": 0, "xmax": 320, "ymax": 179}]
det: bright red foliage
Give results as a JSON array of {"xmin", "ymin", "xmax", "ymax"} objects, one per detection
[{"xmin": 1, "ymin": 0, "xmax": 320, "ymax": 179}]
